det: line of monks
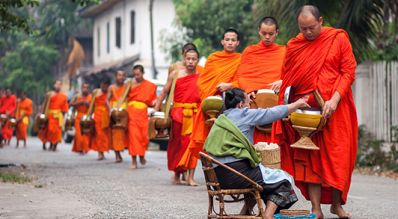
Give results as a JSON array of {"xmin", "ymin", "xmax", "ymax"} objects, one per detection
[{"xmin": 0, "ymin": 5, "xmax": 356, "ymax": 219}]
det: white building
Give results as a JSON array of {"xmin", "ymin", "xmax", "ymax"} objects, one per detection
[{"xmin": 80, "ymin": 0, "xmax": 176, "ymax": 83}]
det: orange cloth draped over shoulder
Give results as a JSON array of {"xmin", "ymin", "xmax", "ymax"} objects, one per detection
[
  {"xmin": 236, "ymin": 41, "xmax": 286, "ymax": 144},
  {"xmin": 127, "ymin": 80, "xmax": 157, "ymax": 156},
  {"xmin": 168, "ymin": 73, "xmax": 200, "ymax": 172},
  {"xmin": 273, "ymin": 27, "xmax": 357, "ymax": 204},
  {"xmin": 72, "ymin": 94, "xmax": 92, "ymax": 153},
  {"xmin": 177, "ymin": 51, "xmax": 241, "ymax": 170},
  {"xmin": 39, "ymin": 92, "xmax": 68, "ymax": 144},
  {"xmin": 91, "ymin": 91, "xmax": 110, "ymax": 152},
  {"xmin": 15, "ymin": 98, "xmax": 33, "ymax": 140},
  {"xmin": 109, "ymin": 84, "xmax": 128, "ymax": 151},
  {"xmin": 0, "ymin": 95, "xmax": 17, "ymax": 140}
]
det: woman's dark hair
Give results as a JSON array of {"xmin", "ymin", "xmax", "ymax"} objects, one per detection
[{"xmin": 224, "ymin": 88, "xmax": 246, "ymax": 110}]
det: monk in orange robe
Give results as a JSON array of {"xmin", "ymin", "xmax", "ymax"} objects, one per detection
[
  {"xmin": 15, "ymin": 91, "xmax": 33, "ymax": 148},
  {"xmin": 71, "ymin": 83, "xmax": 92, "ymax": 154},
  {"xmin": 91, "ymin": 78, "xmax": 111, "ymax": 160},
  {"xmin": 127, "ymin": 65, "xmax": 157, "ymax": 169},
  {"xmin": 107, "ymin": 70, "xmax": 129, "ymax": 163},
  {"xmin": 0, "ymin": 89, "xmax": 17, "ymax": 146},
  {"xmin": 154, "ymin": 49, "xmax": 200, "ymax": 185},
  {"xmin": 178, "ymin": 29, "xmax": 242, "ymax": 186},
  {"xmin": 274, "ymin": 6, "xmax": 357, "ymax": 219},
  {"xmin": 39, "ymin": 80, "xmax": 69, "ymax": 152},
  {"xmin": 0, "ymin": 89, "xmax": 4, "ymax": 147},
  {"xmin": 236, "ymin": 17, "xmax": 286, "ymax": 144}
]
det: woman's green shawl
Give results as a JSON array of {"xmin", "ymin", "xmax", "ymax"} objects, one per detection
[{"xmin": 204, "ymin": 114, "xmax": 261, "ymax": 168}]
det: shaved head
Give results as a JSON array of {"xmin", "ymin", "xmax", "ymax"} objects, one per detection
[
  {"xmin": 296, "ymin": 5, "xmax": 321, "ymax": 20},
  {"xmin": 296, "ymin": 5, "xmax": 323, "ymax": 41}
]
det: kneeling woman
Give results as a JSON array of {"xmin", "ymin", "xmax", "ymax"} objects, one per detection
[{"xmin": 204, "ymin": 88, "xmax": 309, "ymax": 218}]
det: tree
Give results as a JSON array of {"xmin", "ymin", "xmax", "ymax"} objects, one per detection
[
  {"xmin": 173, "ymin": 0, "xmax": 258, "ymax": 58},
  {"xmin": 0, "ymin": 0, "xmax": 39, "ymax": 32}
]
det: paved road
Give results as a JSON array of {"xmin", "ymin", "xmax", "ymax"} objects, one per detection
[{"xmin": 0, "ymin": 137, "xmax": 397, "ymax": 219}]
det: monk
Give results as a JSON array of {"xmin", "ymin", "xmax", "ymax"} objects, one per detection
[
  {"xmin": 0, "ymin": 88, "xmax": 4, "ymax": 147},
  {"xmin": 71, "ymin": 83, "xmax": 92, "ymax": 154},
  {"xmin": 38, "ymin": 80, "xmax": 68, "ymax": 152},
  {"xmin": 0, "ymin": 89, "xmax": 17, "ymax": 146},
  {"xmin": 169, "ymin": 43, "xmax": 204, "ymax": 78},
  {"xmin": 154, "ymin": 49, "xmax": 201, "ymax": 185},
  {"xmin": 126, "ymin": 65, "xmax": 157, "ymax": 169},
  {"xmin": 274, "ymin": 5, "xmax": 357, "ymax": 219},
  {"xmin": 178, "ymin": 29, "xmax": 242, "ymax": 186},
  {"xmin": 91, "ymin": 77, "xmax": 111, "ymax": 160},
  {"xmin": 15, "ymin": 91, "xmax": 33, "ymax": 148},
  {"xmin": 107, "ymin": 70, "xmax": 129, "ymax": 162},
  {"xmin": 236, "ymin": 16, "xmax": 286, "ymax": 144}
]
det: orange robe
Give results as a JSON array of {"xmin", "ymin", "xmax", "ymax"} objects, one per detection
[
  {"xmin": 168, "ymin": 74, "xmax": 200, "ymax": 172},
  {"xmin": 15, "ymin": 98, "xmax": 33, "ymax": 140},
  {"xmin": 273, "ymin": 27, "xmax": 357, "ymax": 204},
  {"xmin": 127, "ymin": 80, "xmax": 157, "ymax": 156},
  {"xmin": 72, "ymin": 94, "xmax": 92, "ymax": 153},
  {"xmin": 39, "ymin": 92, "xmax": 68, "ymax": 144},
  {"xmin": 0, "ymin": 95, "xmax": 17, "ymax": 140},
  {"xmin": 236, "ymin": 41, "xmax": 286, "ymax": 144},
  {"xmin": 91, "ymin": 91, "xmax": 110, "ymax": 152},
  {"xmin": 178, "ymin": 51, "xmax": 241, "ymax": 170},
  {"xmin": 109, "ymin": 84, "xmax": 128, "ymax": 151}
]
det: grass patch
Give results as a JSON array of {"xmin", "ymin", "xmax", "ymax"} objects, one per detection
[{"xmin": 0, "ymin": 171, "xmax": 31, "ymax": 184}]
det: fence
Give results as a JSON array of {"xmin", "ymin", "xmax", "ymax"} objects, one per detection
[{"xmin": 353, "ymin": 61, "xmax": 398, "ymax": 142}]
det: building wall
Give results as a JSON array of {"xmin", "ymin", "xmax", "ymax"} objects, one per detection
[{"xmin": 92, "ymin": 0, "xmax": 175, "ymax": 83}]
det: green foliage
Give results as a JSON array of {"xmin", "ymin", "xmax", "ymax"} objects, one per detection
[
  {"xmin": 0, "ymin": 0, "xmax": 39, "ymax": 32},
  {"xmin": 357, "ymin": 125, "xmax": 398, "ymax": 172},
  {"xmin": 0, "ymin": 171, "xmax": 31, "ymax": 184},
  {"xmin": 173, "ymin": 0, "xmax": 258, "ymax": 57},
  {"xmin": 0, "ymin": 39, "xmax": 59, "ymax": 103}
]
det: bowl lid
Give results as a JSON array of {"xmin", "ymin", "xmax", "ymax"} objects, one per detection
[
  {"xmin": 153, "ymin": 112, "xmax": 165, "ymax": 117},
  {"xmin": 295, "ymin": 109, "xmax": 321, "ymax": 115},
  {"xmin": 257, "ymin": 89, "xmax": 275, "ymax": 94},
  {"xmin": 205, "ymin": 96, "xmax": 222, "ymax": 100}
]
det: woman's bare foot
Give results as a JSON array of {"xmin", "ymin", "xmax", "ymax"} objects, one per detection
[
  {"xmin": 312, "ymin": 208, "xmax": 324, "ymax": 219},
  {"xmin": 331, "ymin": 205, "xmax": 351, "ymax": 218}
]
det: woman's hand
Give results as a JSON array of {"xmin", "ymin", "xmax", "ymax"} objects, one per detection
[{"xmin": 216, "ymin": 82, "xmax": 232, "ymax": 92}]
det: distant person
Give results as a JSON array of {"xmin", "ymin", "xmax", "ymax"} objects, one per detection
[
  {"xmin": 0, "ymin": 88, "xmax": 17, "ymax": 146},
  {"xmin": 38, "ymin": 80, "xmax": 68, "ymax": 151},
  {"xmin": 274, "ymin": 5, "xmax": 357, "ymax": 219},
  {"xmin": 15, "ymin": 91, "xmax": 33, "ymax": 148},
  {"xmin": 126, "ymin": 65, "xmax": 157, "ymax": 169},
  {"xmin": 108, "ymin": 70, "xmax": 129, "ymax": 163},
  {"xmin": 70, "ymin": 83, "xmax": 92, "ymax": 155},
  {"xmin": 91, "ymin": 77, "xmax": 111, "ymax": 160}
]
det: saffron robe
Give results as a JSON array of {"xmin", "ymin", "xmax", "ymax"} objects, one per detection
[
  {"xmin": 0, "ymin": 95, "xmax": 17, "ymax": 140},
  {"xmin": 72, "ymin": 94, "xmax": 92, "ymax": 153},
  {"xmin": 91, "ymin": 91, "xmax": 110, "ymax": 152},
  {"xmin": 109, "ymin": 84, "xmax": 128, "ymax": 151},
  {"xmin": 127, "ymin": 80, "xmax": 157, "ymax": 156},
  {"xmin": 179, "ymin": 51, "xmax": 241, "ymax": 170},
  {"xmin": 273, "ymin": 27, "xmax": 357, "ymax": 204},
  {"xmin": 15, "ymin": 98, "xmax": 33, "ymax": 140}
]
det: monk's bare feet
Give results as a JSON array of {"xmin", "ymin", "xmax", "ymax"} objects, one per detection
[
  {"xmin": 98, "ymin": 153, "xmax": 105, "ymax": 160},
  {"xmin": 172, "ymin": 175, "xmax": 182, "ymax": 185},
  {"xmin": 115, "ymin": 158, "xmax": 123, "ymax": 163},
  {"xmin": 312, "ymin": 208, "xmax": 324, "ymax": 219},
  {"xmin": 130, "ymin": 163, "xmax": 137, "ymax": 169},
  {"xmin": 187, "ymin": 179, "xmax": 199, "ymax": 186},
  {"xmin": 139, "ymin": 156, "xmax": 146, "ymax": 166},
  {"xmin": 331, "ymin": 205, "xmax": 351, "ymax": 218}
]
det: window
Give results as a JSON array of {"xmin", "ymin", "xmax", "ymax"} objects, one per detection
[
  {"xmin": 106, "ymin": 22, "xmax": 110, "ymax": 53},
  {"xmin": 97, "ymin": 27, "xmax": 100, "ymax": 57},
  {"xmin": 130, "ymin": 11, "xmax": 135, "ymax": 44},
  {"xmin": 115, "ymin": 17, "xmax": 121, "ymax": 48}
]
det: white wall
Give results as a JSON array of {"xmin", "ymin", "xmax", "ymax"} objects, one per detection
[{"xmin": 92, "ymin": 0, "xmax": 176, "ymax": 83}]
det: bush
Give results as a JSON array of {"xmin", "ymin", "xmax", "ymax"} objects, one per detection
[{"xmin": 357, "ymin": 125, "xmax": 398, "ymax": 172}]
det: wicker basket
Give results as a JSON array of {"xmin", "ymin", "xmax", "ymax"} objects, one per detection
[{"xmin": 254, "ymin": 143, "xmax": 281, "ymax": 169}]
